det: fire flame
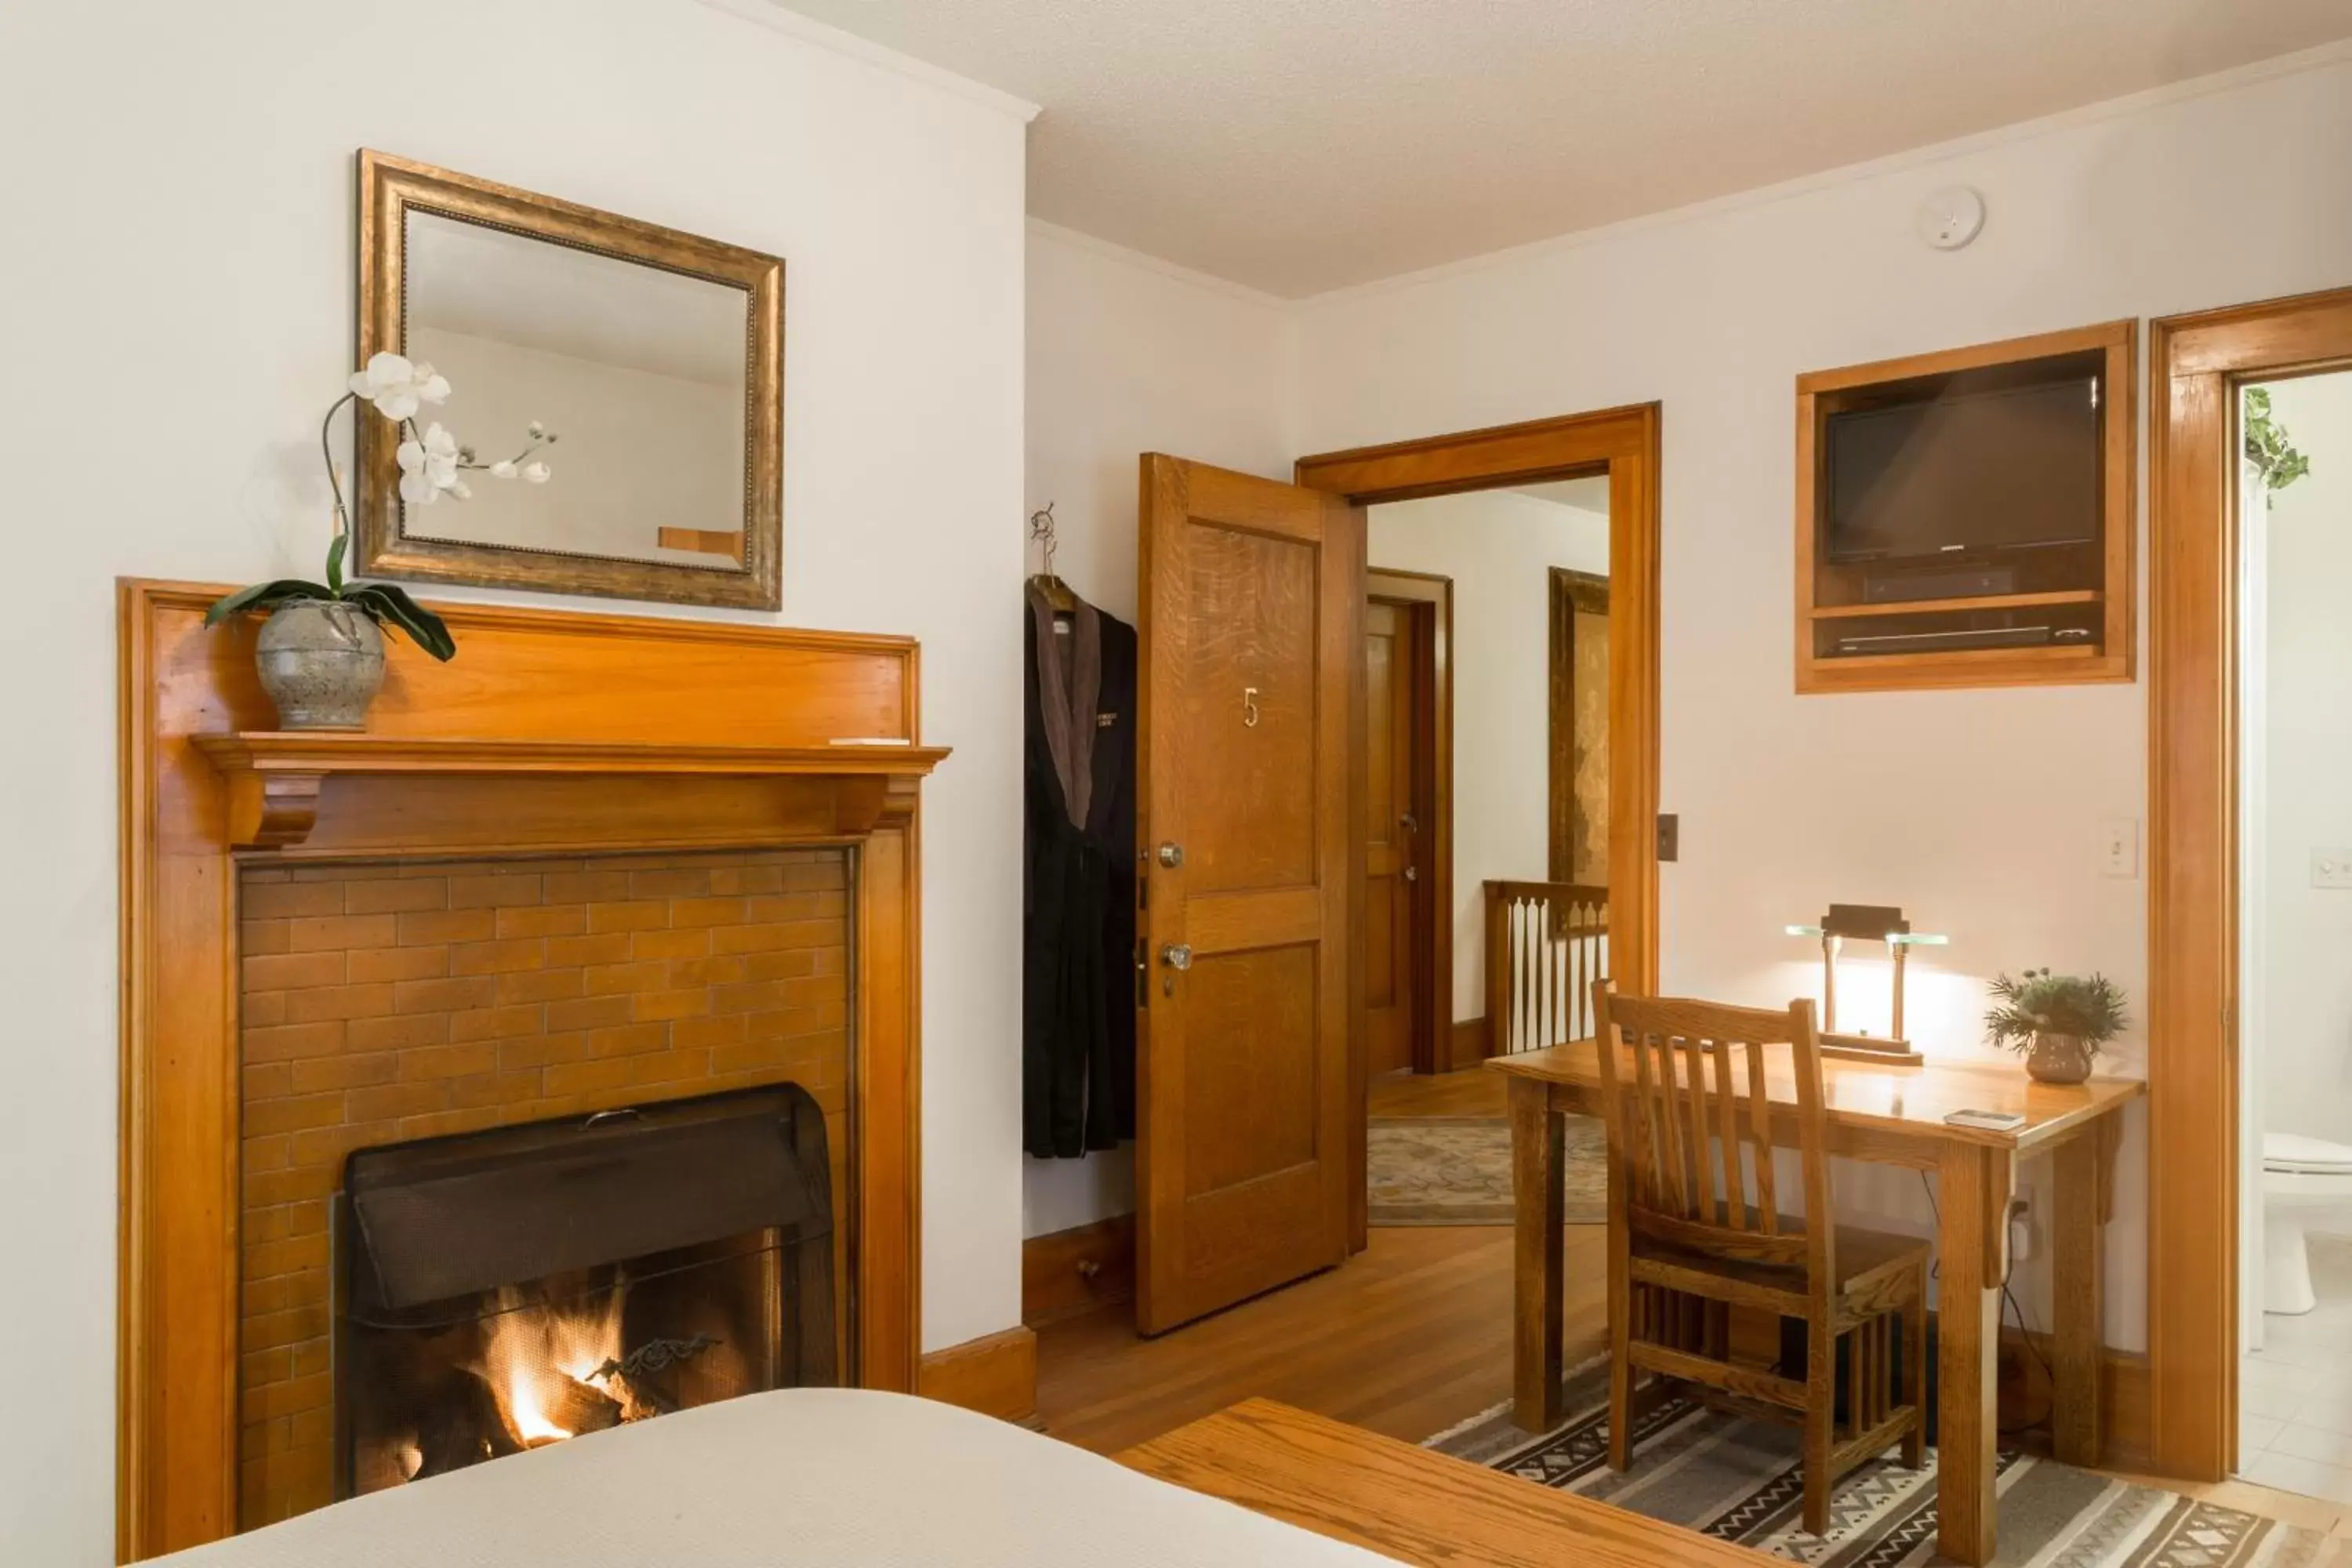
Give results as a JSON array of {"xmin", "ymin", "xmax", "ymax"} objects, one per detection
[{"xmin": 478, "ymin": 1281, "xmax": 628, "ymax": 1447}]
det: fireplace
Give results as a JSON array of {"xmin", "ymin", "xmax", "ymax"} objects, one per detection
[{"xmin": 334, "ymin": 1085, "xmax": 834, "ymax": 1496}]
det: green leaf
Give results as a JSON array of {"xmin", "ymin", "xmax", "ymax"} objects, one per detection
[
  {"xmin": 205, "ymin": 580, "xmax": 333, "ymax": 626},
  {"xmin": 344, "ymin": 583, "xmax": 458, "ymax": 661},
  {"xmin": 325, "ymin": 532, "xmax": 348, "ymax": 595}
]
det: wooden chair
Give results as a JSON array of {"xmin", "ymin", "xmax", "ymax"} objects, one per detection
[{"xmin": 1590, "ymin": 982, "xmax": 1928, "ymax": 1537}]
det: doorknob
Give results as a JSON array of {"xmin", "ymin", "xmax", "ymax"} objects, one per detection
[
  {"xmin": 1403, "ymin": 866, "xmax": 1418, "ymax": 884},
  {"xmin": 1157, "ymin": 842, "xmax": 1185, "ymax": 868},
  {"xmin": 1161, "ymin": 943, "xmax": 1193, "ymax": 971},
  {"xmin": 1401, "ymin": 813, "xmax": 1417, "ymax": 833}
]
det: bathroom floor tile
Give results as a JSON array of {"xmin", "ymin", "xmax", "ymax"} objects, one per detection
[
  {"xmin": 2240, "ymin": 1450, "xmax": 2352, "ymax": 1508},
  {"xmin": 2271, "ymin": 1423, "xmax": 2352, "ymax": 1467},
  {"xmin": 2242, "ymin": 1414, "xmax": 2287, "ymax": 1454}
]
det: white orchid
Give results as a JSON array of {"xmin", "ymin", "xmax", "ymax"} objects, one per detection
[
  {"xmin": 396, "ymin": 423, "xmax": 464, "ymax": 506},
  {"xmin": 347, "ymin": 352, "xmax": 451, "ymax": 422},
  {"xmin": 521, "ymin": 460, "xmax": 552, "ymax": 485},
  {"xmin": 488, "ymin": 459, "xmax": 517, "ymax": 479}
]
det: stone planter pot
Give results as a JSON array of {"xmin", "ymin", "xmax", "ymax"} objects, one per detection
[
  {"xmin": 256, "ymin": 598, "xmax": 385, "ymax": 731},
  {"xmin": 2024, "ymin": 1030, "xmax": 2096, "ymax": 1085}
]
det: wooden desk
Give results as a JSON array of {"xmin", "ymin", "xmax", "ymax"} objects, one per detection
[
  {"xmin": 1120, "ymin": 1398, "xmax": 1775, "ymax": 1568},
  {"xmin": 1493, "ymin": 1043, "xmax": 2143, "ymax": 1567}
]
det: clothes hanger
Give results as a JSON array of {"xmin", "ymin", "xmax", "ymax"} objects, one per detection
[{"xmin": 1027, "ymin": 503, "xmax": 1079, "ymax": 614}]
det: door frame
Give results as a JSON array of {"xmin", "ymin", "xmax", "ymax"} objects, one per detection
[
  {"xmin": 1297, "ymin": 403, "xmax": 1665, "ymax": 1023},
  {"xmin": 2147, "ymin": 284, "xmax": 2352, "ymax": 1482},
  {"xmin": 1367, "ymin": 569, "xmax": 1454, "ymax": 1076},
  {"xmin": 1549, "ymin": 567, "xmax": 1610, "ymax": 884}
]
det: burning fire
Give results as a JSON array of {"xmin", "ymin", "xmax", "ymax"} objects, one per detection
[{"xmin": 478, "ymin": 1280, "xmax": 630, "ymax": 1448}]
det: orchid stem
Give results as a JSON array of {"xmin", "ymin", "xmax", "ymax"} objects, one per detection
[{"xmin": 319, "ymin": 390, "xmax": 358, "ymax": 537}]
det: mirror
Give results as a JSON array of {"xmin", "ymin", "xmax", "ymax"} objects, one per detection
[{"xmin": 354, "ymin": 152, "xmax": 783, "ymax": 609}]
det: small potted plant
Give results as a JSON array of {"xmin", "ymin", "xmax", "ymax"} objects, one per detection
[
  {"xmin": 1984, "ymin": 968, "xmax": 2128, "ymax": 1085},
  {"xmin": 206, "ymin": 354, "xmax": 555, "ymax": 729}
]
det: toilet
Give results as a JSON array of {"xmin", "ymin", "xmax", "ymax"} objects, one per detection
[{"xmin": 2264, "ymin": 1131, "xmax": 2352, "ymax": 1315}]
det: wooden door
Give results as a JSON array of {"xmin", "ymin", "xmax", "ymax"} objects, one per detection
[
  {"xmin": 1137, "ymin": 452, "xmax": 1366, "ymax": 1334},
  {"xmin": 1364, "ymin": 601, "xmax": 1417, "ymax": 1077}
]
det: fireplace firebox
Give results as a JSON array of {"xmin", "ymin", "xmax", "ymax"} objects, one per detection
[{"xmin": 334, "ymin": 1084, "xmax": 836, "ymax": 1497}]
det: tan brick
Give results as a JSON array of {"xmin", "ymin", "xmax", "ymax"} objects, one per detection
[
  {"xmin": 282, "ymin": 982, "xmax": 397, "ymax": 1025},
  {"xmin": 245, "ymin": 1022, "xmax": 347, "ymax": 1063},
  {"xmin": 340, "ymin": 877, "xmax": 449, "ymax": 914},
  {"xmin": 498, "ymin": 966, "xmax": 583, "ymax": 1005},
  {"xmin": 630, "ymin": 927, "xmax": 710, "ymax": 961},
  {"xmin": 786, "ymin": 859, "xmax": 848, "ymax": 891},
  {"xmin": 783, "ymin": 974, "xmax": 849, "ymax": 1007},
  {"xmin": 449, "ymin": 937, "xmax": 546, "ymax": 976},
  {"xmin": 244, "ymin": 1093, "xmax": 347, "ymax": 1138},
  {"xmin": 499, "ymin": 1033, "xmax": 588, "ymax": 1070},
  {"xmin": 285, "ymin": 913, "xmax": 398, "ymax": 953},
  {"xmin": 709, "ymin": 864, "xmax": 785, "ymax": 895},
  {"xmin": 670, "ymin": 1013, "xmax": 751, "ymax": 1051},
  {"xmin": 347, "ymin": 1081, "xmax": 450, "ymax": 1123},
  {"xmin": 243, "ymin": 992, "xmax": 287, "ymax": 1029},
  {"xmin": 669, "ymin": 896, "xmax": 749, "ymax": 929},
  {"xmin": 392, "ymin": 975, "xmax": 497, "ymax": 1014},
  {"xmin": 711, "ymin": 1038, "xmax": 790, "ymax": 1075},
  {"xmin": 347, "ymin": 1012, "xmax": 452, "ymax": 1053},
  {"xmin": 245, "ymin": 1304, "xmax": 332, "ymax": 1353},
  {"xmin": 243, "ymin": 951, "xmax": 348, "ymax": 992},
  {"xmin": 586, "ymin": 1022, "xmax": 669, "ymax": 1059},
  {"xmin": 546, "ymin": 932, "xmax": 632, "ymax": 967},
  {"xmin": 241, "ymin": 1345, "xmax": 292, "ymax": 1389},
  {"xmin": 292, "ymin": 1339, "xmax": 329, "ymax": 1379},
  {"xmin": 447, "ymin": 873, "xmax": 544, "ymax": 909},
  {"xmin": 290, "ymin": 1118, "xmax": 397, "ymax": 1171},
  {"xmin": 745, "ymin": 948, "xmax": 822, "ymax": 982},
  {"xmin": 244, "ymin": 1165, "xmax": 334, "ymax": 1207},
  {"xmin": 397, "ymin": 908, "xmax": 495, "ymax": 945},
  {"xmin": 397, "ymin": 1042, "xmax": 499, "ymax": 1080},
  {"xmin": 626, "ymin": 1048, "xmax": 712, "ymax": 1086},
  {"xmin": 244, "ymin": 1062, "xmax": 293, "ymax": 1102},
  {"xmin": 285, "ymin": 1199, "xmax": 327, "ymax": 1237},
  {"xmin": 545, "ymin": 870, "xmax": 633, "ymax": 904},
  {"xmin": 448, "ymin": 1004, "xmax": 545, "ymax": 1043},
  {"xmin": 347, "ymin": 944, "xmax": 448, "ymax": 984},
  {"xmin": 242, "ymin": 1134, "xmax": 292, "ymax": 1173},
  {"xmin": 629, "ymin": 868, "xmax": 713, "ymax": 898},
  {"xmin": 240, "ymin": 1370, "xmax": 330, "ymax": 1425},
  {"xmin": 242, "ymin": 919, "xmax": 291, "ymax": 955},
  {"xmin": 713, "ymin": 981, "xmax": 788, "ymax": 1016},
  {"xmin": 634, "ymin": 988, "xmax": 711, "ymax": 1022},
  {"xmin": 709, "ymin": 923, "xmax": 789, "ymax": 956},
  {"xmin": 243, "ymin": 1233, "xmax": 328, "ymax": 1282},
  {"xmin": 395, "ymin": 1106, "xmax": 505, "ymax": 1141},
  {"xmin": 587, "ymin": 900, "xmax": 670, "ymax": 933},
  {"xmin": 495, "ymin": 903, "xmax": 586, "ymax": 939},
  {"xmin": 543, "ymin": 1058, "xmax": 632, "ymax": 1097},
  {"xmin": 545, "ymin": 994, "xmax": 634, "ymax": 1033},
  {"xmin": 243, "ymin": 881, "xmax": 346, "ymax": 920},
  {"xmin": 448, "ymin": 1071, "xmax": 543, "ymax": 1111},
  {"xmin": 584, "ymin": 960, "xmax": 667, "ymax": 996},
  {"xmin": 243, "ymin": 1276, "xmax": 294, "ymax": 1317},
  {"xmin": 747, "ymin": 893, "xmax": 829, "ymax": 924},
  {"xmin": 290, "ymin": 1052, "xmax": 399, "ymax": 1094},
  {"xmin": 667, "ymin": 955, "xmax": 747, "ymax": 989},
  {"xmin": 246, "ymin": 1205, "xmax": 289, "ymax": 1244}
]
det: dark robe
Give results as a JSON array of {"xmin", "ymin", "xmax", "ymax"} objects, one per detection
[{"xmin": 1022, "ymin": 587, "xmax": 1137, "ymax": 1158}]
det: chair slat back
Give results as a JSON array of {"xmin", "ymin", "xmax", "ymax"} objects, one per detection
[{"xmin": 1590, "ymin": 983, "xmax": 1833, "ymax": 1286}]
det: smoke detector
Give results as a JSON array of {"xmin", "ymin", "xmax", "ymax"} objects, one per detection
[{"xmin": 1915, "ymin": 186, "xmax": 1985, "ymax": 251}]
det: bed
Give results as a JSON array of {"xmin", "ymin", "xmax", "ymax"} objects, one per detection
[{"xmin": 154, "ymin": 1389, "xmax": 1396, "ymax": 1566}]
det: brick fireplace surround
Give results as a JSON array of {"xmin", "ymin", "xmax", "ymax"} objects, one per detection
[{"xmin": 119, "ymin": 582, "xmax": 943, "ymax": 1561}]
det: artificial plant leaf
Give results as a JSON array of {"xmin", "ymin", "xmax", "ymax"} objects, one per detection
[
  {"xmin": 346, "ymin": 583, "xmax": 458, "ymax": 661},
  {"xmin": 205, "ymin": 579, "xmax": 333, "ymax": 626},
  {"xmin": 325, "ymin": 532, "xmax": 347, "ymax": 595}
]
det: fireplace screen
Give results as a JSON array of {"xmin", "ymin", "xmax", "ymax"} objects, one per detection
[{"xmin": 335, "ymin": 1084, "xmax": 834, "ymax": 1497}]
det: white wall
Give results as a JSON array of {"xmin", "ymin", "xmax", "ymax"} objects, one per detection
[
  {"xmin": 2257, "ymin": 371, "xmax": 2352, "ymax": 1152},
  {"xmin": 1368, "ymin": 486, "xmax": 1610, "ymax": 1019},
  {"xmin": 0, "ymin": 1, "xmax": 1029, "ymax": 1556},
  {"xmin": 1019, "ymin": 222, "xmax": 1299, "ymax": 1237},
  {"xmin": 1296, "ymin": 48, "xmax": 2352, "ymax": 1351}
]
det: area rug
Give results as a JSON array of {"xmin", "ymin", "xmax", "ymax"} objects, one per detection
[
  {"xmin": 1430, "ymin": 1363, "xmax": 2345, "ymax": 1567},
  {"xmin": 1366, "ymin": 1115, "xmax": 1606, "ymax": 1226}
]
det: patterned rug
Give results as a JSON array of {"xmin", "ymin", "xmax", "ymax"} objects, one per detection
[
  {"xmin": 1431, "ymin": 1363, "xmax": 2345, "ymax": 1567},
  {"xmin": 1366, "ymin": 1115, "xmax": 1606, "ymax": 1226}
]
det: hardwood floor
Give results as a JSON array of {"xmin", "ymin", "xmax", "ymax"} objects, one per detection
[{"xmin": 1039, "ymin": 1065, "xmax": 1594, "ymax": 1455}]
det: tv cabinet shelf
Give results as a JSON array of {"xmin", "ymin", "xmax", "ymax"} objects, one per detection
[{"xmin": 1794, "ymin": 320, "xmax": 2136, "ymax": 695}]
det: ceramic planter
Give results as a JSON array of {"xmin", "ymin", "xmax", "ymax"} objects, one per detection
[
  {"xmin": 2024, "ymin": 1030, "xmax": 2095, "ymax": 1085},
  {"xmin": 256, "ymin": 598, "xmax": 385, "ymax": 731}
]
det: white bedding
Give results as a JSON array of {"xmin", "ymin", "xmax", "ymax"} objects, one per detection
[{"xmin": 162, "ymin": 1389, "xmax": 1394, "ymax": 1566}]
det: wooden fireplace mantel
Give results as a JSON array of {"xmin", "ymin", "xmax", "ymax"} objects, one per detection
[{"xmin": 118, "ymin": 581, "xmax": 945, "ymax": 1561}]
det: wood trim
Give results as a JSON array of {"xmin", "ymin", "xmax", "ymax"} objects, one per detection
[
  {"xmin": 1367, "ymin": 570, "xmax": 1453, "ymax": 1078},
  {"xmin": 917, "ymin": 1327, "xmax": 1039, "ymax": 1425},
  {"xmin": 1449, "ymin": 1016, "xmax": 1492, "ymax": 1073},
  {"xmin": 1548, "ymin": 568, "xmax": 1608, "ymax": 883},
  {"xmin": 354, "ymin": 149, "xmax": 785, "ymax": 610},
  {"xmin": 1022, "ymin": 1215, "xmax": 1137, "ymax": 1327},
  {"xmin": 118, "ymin": 580, "xmax": 934, "ymax": 1559},
  {"xmin": 1793, "ymin": 320, "xmax": 2136, "ymax": 694},
  {"xmin": 1298, "ymin": 403, "xmax": 1663, "ymax": 1005},
  {"xmin": 2147, "ymin": 284, "xmax": 2352, "ymax": 1484}
]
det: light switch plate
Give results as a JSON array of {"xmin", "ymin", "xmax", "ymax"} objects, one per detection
[
  {"xmin": 2311, "ymin": 850, "xmax": 2352, "ymax": 890},
  {"xmin": 2100, "ymin": 818, "xmax": 2140, "ymax": 880}
]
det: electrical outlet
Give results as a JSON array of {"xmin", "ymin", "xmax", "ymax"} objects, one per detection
[
  {"xmin": 2100, "ymin": 818, "xmax": 2139, "ymax": 880},
  {"xmin": 2311, "ymin": 850, "xmax": 2352, "ymax": 890},
  {"xmin": 2007, "ymin": 1197, "xmax": 2035, "ymax": 1264}
]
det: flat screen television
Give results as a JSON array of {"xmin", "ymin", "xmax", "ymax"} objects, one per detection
[{"xmin": 1824, "ymin": 377, "xmax": 2100, "ymax": 564}]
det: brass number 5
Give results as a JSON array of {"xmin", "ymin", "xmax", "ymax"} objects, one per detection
[{"xmin": 1243, "ymin": 686, "xmax": 1261, "ymax": 728}]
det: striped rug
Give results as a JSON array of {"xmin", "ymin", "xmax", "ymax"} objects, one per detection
[{"xmin": 1431, "ymin": 1368, "xmax": 2345, "ymax": 1568}]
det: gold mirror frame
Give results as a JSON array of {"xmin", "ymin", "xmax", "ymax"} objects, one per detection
[{"xmin": 354, "ymin": 150, "xmax": 784, "ymax": 609}]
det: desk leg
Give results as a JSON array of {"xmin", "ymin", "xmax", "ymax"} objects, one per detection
[
  {"xmin": 1511, "ymin": 1075, "xmax": 1565, "ymax": 1432},
  {"xmin": 2053, "ymin": 1127, "xmax": 2108, "ymax": 1466},
  {"xmin": 1937, "ymin": 1142, "xmax": 2010, "ymax": 1567}
]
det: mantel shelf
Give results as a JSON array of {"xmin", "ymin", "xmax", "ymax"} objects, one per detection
[{"xmin": 191, "ymin": 732, "xmax": 950, "ymax": 848}]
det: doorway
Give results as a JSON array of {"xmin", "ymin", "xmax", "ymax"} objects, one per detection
[
  {"xmin": 2148, "ymin": 285, "xmax": 2352, "ymax": 1486},
  {"xmin": 1364, "ymin": 571, "xmax": 1449, "ymax": 1080}
]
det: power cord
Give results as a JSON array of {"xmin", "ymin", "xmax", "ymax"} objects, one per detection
[{"xmin": 1916, "ymin": 1170, "xmax": 2053, "ymax": 1437}]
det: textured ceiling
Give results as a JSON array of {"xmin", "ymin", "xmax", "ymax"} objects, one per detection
[{"xmin": 774, "ymin": 0, "xmax": 2352, "ymax": 296}]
